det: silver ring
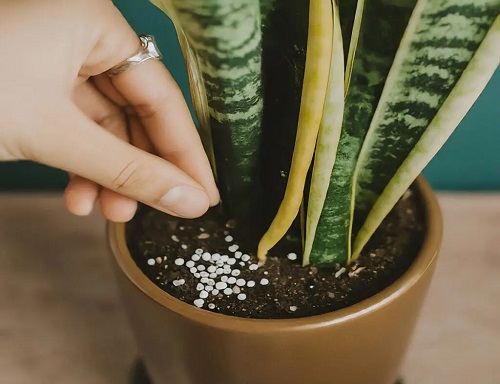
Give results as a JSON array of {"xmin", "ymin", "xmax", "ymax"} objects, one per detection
[{"xmin": 107, "ymin": 35, "xmax": 162, "ymax": 77}]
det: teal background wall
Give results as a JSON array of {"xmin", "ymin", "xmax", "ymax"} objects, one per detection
[{"xmin": 0, "ymin": 0, "xmax": 498, "ymax": 191}]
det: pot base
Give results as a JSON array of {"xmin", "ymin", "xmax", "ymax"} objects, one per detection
[
  {"xmin": 129, "ymin": 360, "xmax": 152, "ymax": 384},
  {"xmin": 128, "ymin": 360, "xmax": 405, "ymax": 384}
]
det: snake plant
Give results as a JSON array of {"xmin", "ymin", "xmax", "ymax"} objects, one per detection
[{"xmin": 152, "ymin": 0, "xmax": 500, "ymax": 267}]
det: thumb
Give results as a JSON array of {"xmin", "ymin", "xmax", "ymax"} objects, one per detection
[{"xmin": 31, "ymin": 104, "xmax": 210, "ymax": 218}]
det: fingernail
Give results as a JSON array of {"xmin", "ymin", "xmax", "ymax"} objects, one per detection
[
  {"xmin": 160, "ymin": 186, "xmax": 209, "ymax": 218},
  {"xmin": 209, "ymin": 189, "xmax": 221, "ymax": 207}
]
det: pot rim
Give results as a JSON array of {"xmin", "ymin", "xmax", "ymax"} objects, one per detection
[{"xmin": 108, "ymin": 177, "xmax": 442, "ymax": 333}]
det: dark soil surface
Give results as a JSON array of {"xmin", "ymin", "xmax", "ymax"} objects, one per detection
[{"xmin": 126, "ymin": 186, "xmax": 425, "ymax": 319}]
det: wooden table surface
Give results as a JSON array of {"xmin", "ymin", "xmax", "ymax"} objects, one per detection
[{"xmin": 1, "ymin": 193, "xmax": 499, "ymax": 384}]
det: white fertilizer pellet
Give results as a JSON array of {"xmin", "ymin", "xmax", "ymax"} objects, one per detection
[
  {"xmin": 194, "ymin": 299, "xmax": 204, "ymax": 308},
  {"xmin": 215, "ymin": 282, "xmax": 227, "ymax": 290},
  {"xmin": 335, "ymin": 267, "xmax": 346, "ymax": 278},
  {"xmin": 228, "ymin": 245, "xmax": 239, "ymax": 253}
]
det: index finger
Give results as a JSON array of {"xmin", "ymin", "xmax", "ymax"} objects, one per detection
[{"xmin": 110, "ymin": 58, "xmax": 220, "ymax": 207}]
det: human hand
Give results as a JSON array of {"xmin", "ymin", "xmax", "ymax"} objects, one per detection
[{"xmin": 0, "ymin": 0, "xmax": 219, "ymax": 222}]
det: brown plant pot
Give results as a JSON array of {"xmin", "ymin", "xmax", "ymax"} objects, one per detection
[{"xmin": 108, "ymin": 177, "xmax": 442, "ymax": 384}]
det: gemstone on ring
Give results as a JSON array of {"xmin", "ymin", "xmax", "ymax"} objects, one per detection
[{"xmin": 106, "ymin": 35, "xmax": 163, "ymax": 77}]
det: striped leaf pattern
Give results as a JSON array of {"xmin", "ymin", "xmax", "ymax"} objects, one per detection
[
  {"xmin": 353, "ymin": 9, "xmax": 500, "ymax": 259},
  {"xmin": 167, "ymin": 0, "xmax": 264, "ymax": 228},
  {"xmin": 257, "ymin": 0, "xmax": 334, "ymax": 262},
  {"xmin": 354, "ymin": 0, "xmax": 500, "ymax": 216},
  {"xmin": 303, "ymin": 1, "xmax": 345, "ymax": 266},
  {"xmin": 307, "ymin": 0, "xmax": 417, "ymax": 265},
  {"xmin": 153, "ymin": 0, "xmax": 499, "ymax": 269}
]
